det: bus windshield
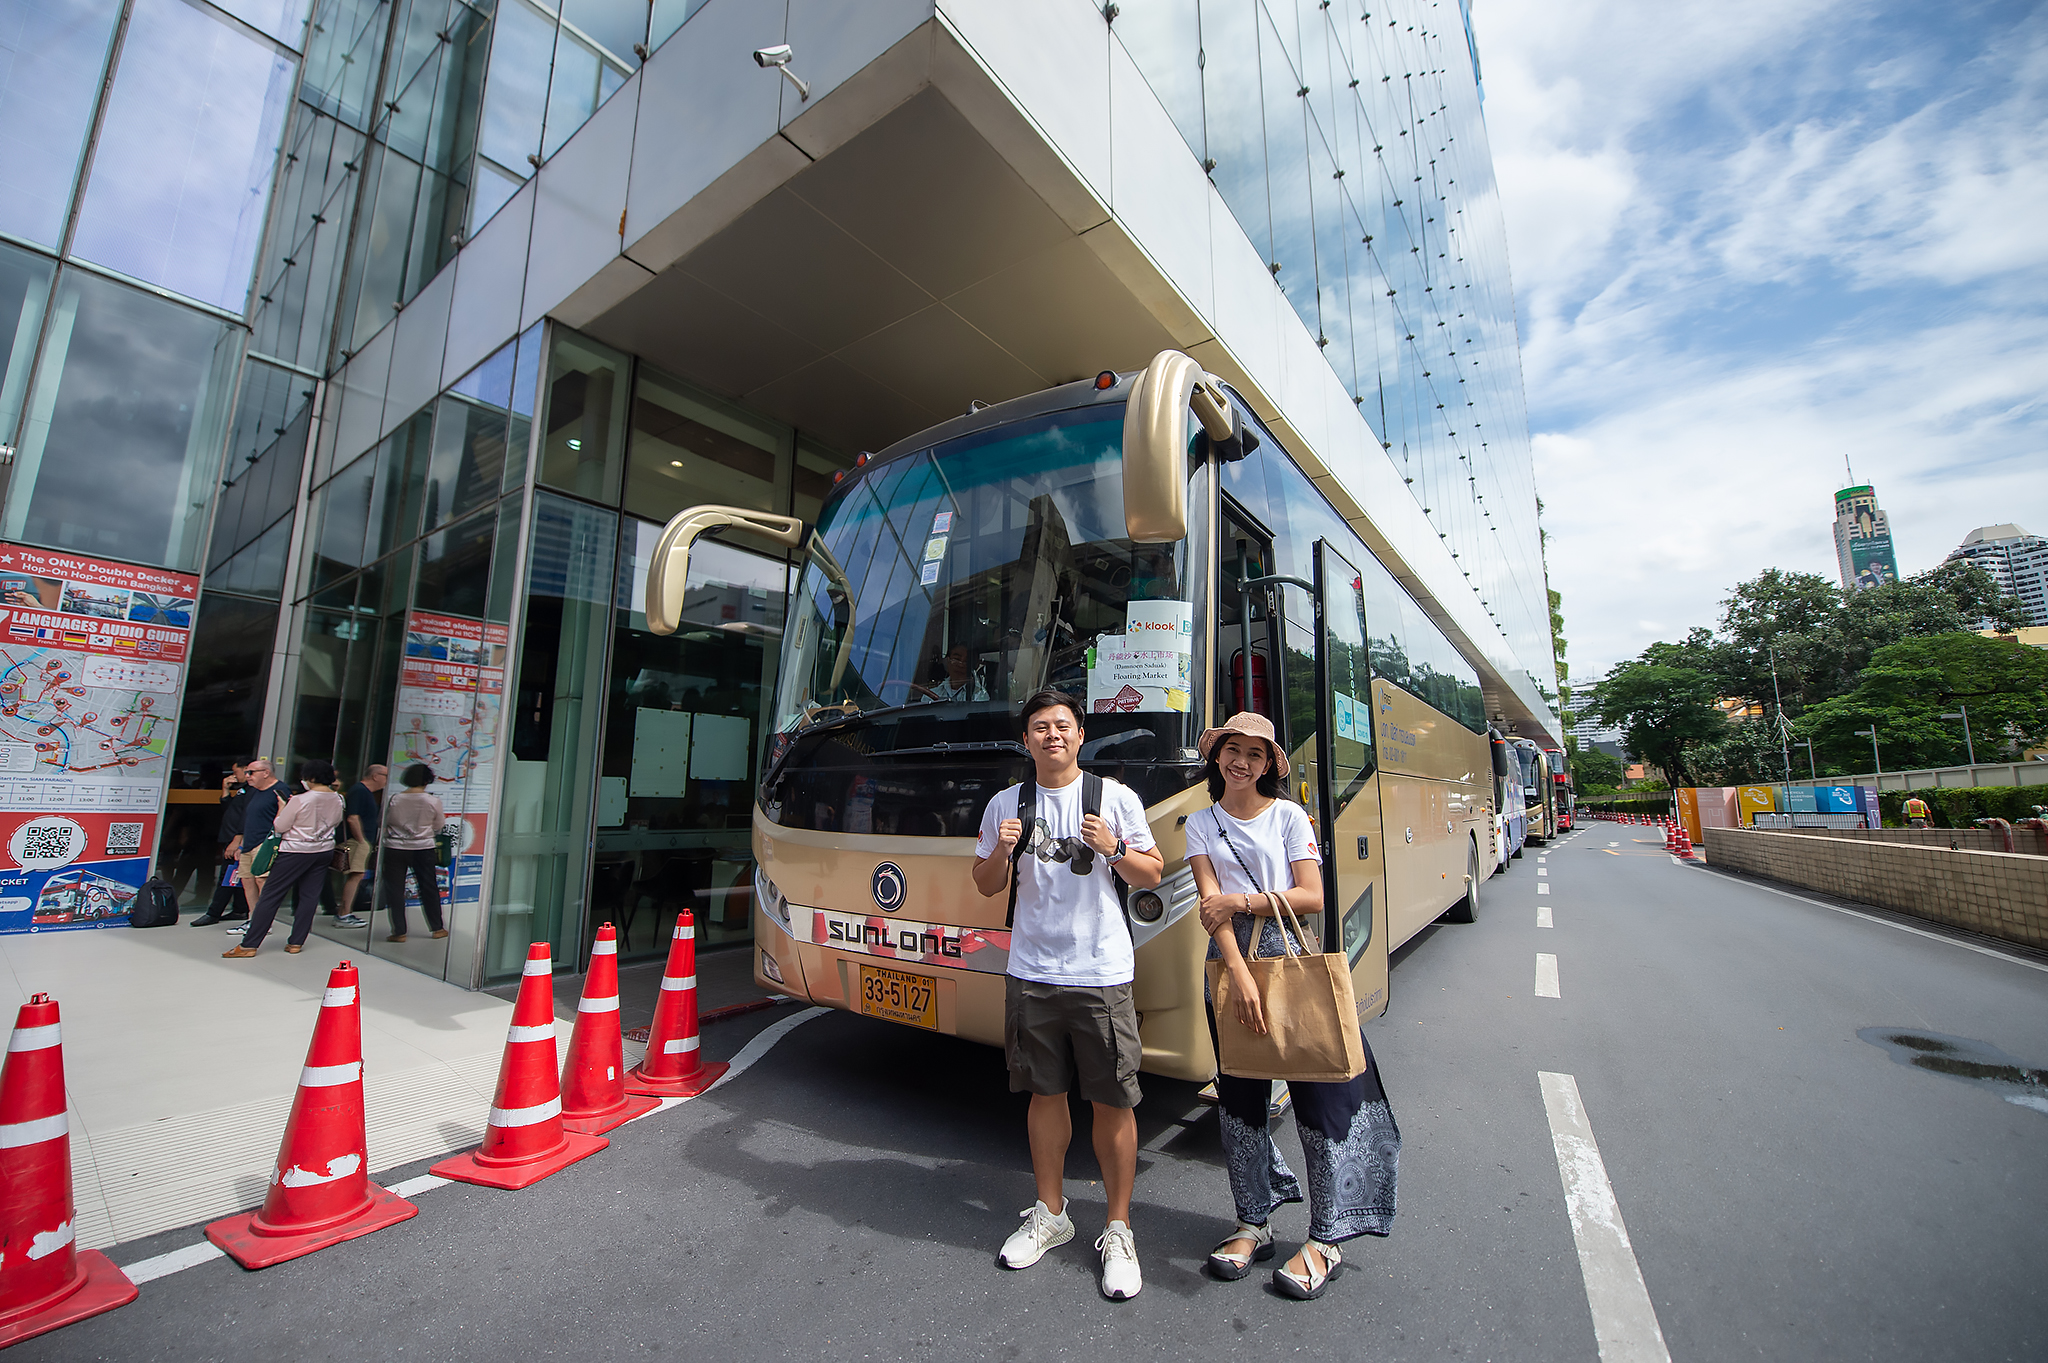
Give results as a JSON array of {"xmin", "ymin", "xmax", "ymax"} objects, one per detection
[{"xmin": 767, "ymin": 406, "xmax": 1200, "ymax": 830}]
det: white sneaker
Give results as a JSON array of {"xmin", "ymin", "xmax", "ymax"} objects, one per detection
[
  {"xmin": 999, "ymin": 1199, "xmax": 1074, "ymax": 1268},
  {"xmin": 1096, "ymin": 1221, "xmax": 1142, "ymax": 1300}
]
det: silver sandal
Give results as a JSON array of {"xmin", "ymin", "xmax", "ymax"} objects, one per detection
[
  {"xmin": 1273, "ymin": 1239, "xmax": 1342, "ymax": 1299},
  {"xmin": 1206, "ymin": 1221, "xmax": 1274, "ymax": 1280}
]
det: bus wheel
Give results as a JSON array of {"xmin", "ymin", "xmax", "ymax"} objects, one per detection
[{"xmin": 1444, "ymin": 839, "xmax": 1479, "ymax": 923}]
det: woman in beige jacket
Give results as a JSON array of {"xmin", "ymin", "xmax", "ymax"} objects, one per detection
[
  {"xmin": 224, "ymin": 760, "xmax": 344, "ymax": 957},
  {"xmin": 380, "ymin": 763, "xmax": 447, "ymax": 941}
]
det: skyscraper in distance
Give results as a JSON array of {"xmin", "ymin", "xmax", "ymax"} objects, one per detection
[{"xmin": 1834, "ymin": 485, "xmax": 1900, "ymax": 591}]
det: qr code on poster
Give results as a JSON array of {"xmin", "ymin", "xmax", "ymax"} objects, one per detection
[
  {"xmin": 21, "ymin": 825, "xmax": 78, "ymax": 863},
  {"xmin": 106, "ymin": 822, "xmax": 144, "ymax": 856}
]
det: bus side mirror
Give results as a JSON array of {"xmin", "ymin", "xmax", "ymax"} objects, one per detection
[
  {"xmin": 646, "ymin": 505, "xmax": 804, "ymax": 635},
  {"xmin": 1122, "ymin": 350, "xmax": 1236, "ymax": 542}
]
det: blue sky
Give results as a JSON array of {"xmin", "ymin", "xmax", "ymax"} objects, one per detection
[{"xmin": 1471, "ymin": 0, "xmax": 2048, "ymax": 680}]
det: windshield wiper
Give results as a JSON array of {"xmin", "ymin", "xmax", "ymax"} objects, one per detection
[{"xmin": 761, "ymin": 700, "xmax": 933, "ymax": 792}]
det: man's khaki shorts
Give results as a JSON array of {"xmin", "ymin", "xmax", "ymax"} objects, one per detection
[
  {"xmin": 343, "ymin": 838, "xmax": 374, "ymax": 873},
  {"xmin": 1004, "ymin": 976, "xmax": 1143, "ymax": 1109}
]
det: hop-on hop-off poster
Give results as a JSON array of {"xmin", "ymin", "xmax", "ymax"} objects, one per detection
[
  {"xmin": 392, "ymin": 610, "xmax": 505, "ymax": 910},
  {"xmin": 0, "ymin": 544, "xmax": 196, "ymax": 933}
]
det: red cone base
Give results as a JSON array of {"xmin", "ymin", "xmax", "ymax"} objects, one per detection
[
  {"xmin": 623, "ymin": 1059, "xmax": 728, "ymax": 1099},
  {"xmin": 562, "ymin": 1092, "xmax": 660, "ymax": 1137},
  {"xmin": 0, "ymin": 1248, "xmax": 137, "ymax": 1349},
  {"xmin": 205, "ymin": 1182, "xmax": 418, "ymax": 1270},
  {"xmin": 430, "ymin": 1129, "xmax": 608, "ymax": 1191}
]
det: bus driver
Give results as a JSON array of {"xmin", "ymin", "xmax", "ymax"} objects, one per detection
[{"xmin": 973, "ymin": 688, "xmax": 1162, "ymax": 1300}]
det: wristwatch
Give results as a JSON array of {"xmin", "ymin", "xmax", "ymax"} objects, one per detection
[{"xmin": 1104, "ymin": 838, "xmax": 1128, "ymax": 864}]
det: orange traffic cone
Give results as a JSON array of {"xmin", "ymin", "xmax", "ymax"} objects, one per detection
[
  {"xmin": 561, "ymin": 924, "xmax": 660, "ymax": 1136},
  {"xmin": 625, "ymin": 910, "xmax": 728, "ymax": 1099},
  {"xmin": 432, "ymin": 944, "xmax": 607, "ymax": 1189},
  {"xmin": 0, "ymin": 995, "xmax": 136, "ymax": 1347},
  {"xmin": 206, "ymin": 962, "xmax": 418, "ymax": 1268}
]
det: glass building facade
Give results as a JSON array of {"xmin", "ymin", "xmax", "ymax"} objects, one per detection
[{"xmin": 2, "ymin": 0, "xmax": 1554, "ymax": 986}]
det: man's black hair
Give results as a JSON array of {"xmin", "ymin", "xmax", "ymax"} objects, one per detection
[{"xmin": 1018, "ymin": 687, "xmax": 1085, "ymax": 733}]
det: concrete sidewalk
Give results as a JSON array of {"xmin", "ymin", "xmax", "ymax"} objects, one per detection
[{"xmin": 0, "ymin": 923, "xmax": 768, "ymax": 1254}]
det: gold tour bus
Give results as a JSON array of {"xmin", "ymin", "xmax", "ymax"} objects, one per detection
[{"xmin": 645, "ymin": 351, "xmax": 1492, "ymax": 1082}]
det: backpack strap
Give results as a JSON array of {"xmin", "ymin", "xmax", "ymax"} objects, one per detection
[
  {"xmin": 1005, "ymin": 777, "xmax": 1036, "ymax": 930},
  {"xmin": 1083, "ymin": 772, "xmax": 1102, "ymax": 820}
]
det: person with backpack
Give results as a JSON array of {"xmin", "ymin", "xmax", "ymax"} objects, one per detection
[
  {"xmin": 191, "ymin": 759, "xmax": 252, "ymax": 926},
  {"xmin": 971, "ymin": 688, "xmax": 1162, "ymax": 1300}
]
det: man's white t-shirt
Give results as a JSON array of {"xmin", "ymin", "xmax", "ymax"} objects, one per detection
[{"xmin": 975, "ymin": 775, "xmax": 1156, "ymax": 987}]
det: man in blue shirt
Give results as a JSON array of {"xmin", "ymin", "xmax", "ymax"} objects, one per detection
[{"xmin": 235, "ymin": 759, "xmax": 287, "ymax": 914}]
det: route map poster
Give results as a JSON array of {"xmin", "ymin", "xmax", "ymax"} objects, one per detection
[
  {"xmin": 391, "ymin": 610, "xmax": 505, "ymax": 911},
  {"xmin": 0, "ymin": 544, "xmax": 196, "ymax": 934}
]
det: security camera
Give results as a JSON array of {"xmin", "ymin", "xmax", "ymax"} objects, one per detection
[{"xmin": 753, "ymin": 44, "xmax": 793, "ymax": 67}]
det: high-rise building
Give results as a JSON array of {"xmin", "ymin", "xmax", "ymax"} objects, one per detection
[
  {"xmin": 1947, "ymin": 525, "xmax": 2048, "ymax": 627},
  {"xmin": 0, "ymin": 0, "xmax": 1557, "ymax": 986},
  {"xmin": 1833, "ymin": 484, "xmax": 1900, "ymax": 591}
]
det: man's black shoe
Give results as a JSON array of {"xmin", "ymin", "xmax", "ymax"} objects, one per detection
[{"xmin": 189, "ymin": 914, "xmax": 221, "ymax": 926}]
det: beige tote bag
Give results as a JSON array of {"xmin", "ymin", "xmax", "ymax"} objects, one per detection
[{"xmin": 1207, "ymin": 894, "xmax": 1368, "ymax": 1083}]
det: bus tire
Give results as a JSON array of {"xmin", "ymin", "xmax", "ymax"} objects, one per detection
[{"xmin": 1444, "ymin": 839, "xmax": 1479, "ymax": 924}]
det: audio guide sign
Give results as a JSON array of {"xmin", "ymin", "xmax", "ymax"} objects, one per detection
[
  {"xmin": 391, "ymin": 609, "xmax": 507, "ymax": 912},
  {"xmin": 0, "ymin": 544, "xmax": 197, "ymax": 933}
]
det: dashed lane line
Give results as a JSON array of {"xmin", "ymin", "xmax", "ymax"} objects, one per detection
[
  {"xmin": 1538, "ymin": 882, "xmax": 1551, "ymax": 894},
  {"xmin": 1535, "ymin": 953, "xmax": 1560, "ymax": 998},
  {"xmin": 1540, "ymin": 1072, "xmax": 1672, "ymax": 1363},
  {"xmin": 118, "ymin": 1008, "xmax": 833, "ymax": 1286},
  {"xmin": 1538, "ymin": 905, "xmax": 1553, "ymax": 928}
]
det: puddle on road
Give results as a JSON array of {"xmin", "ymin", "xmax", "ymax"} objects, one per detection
[{"xmin": 1858, "ymin": 1027, "xmax": 2048, "ymax": 1116}]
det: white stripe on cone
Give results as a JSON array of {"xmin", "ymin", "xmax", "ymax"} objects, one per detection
[
  {"xmin": 0, "ymin": 1112, "xmax": 70, "ymax": 1148},
  {"xmin": 663, "ymin": 1035, "xmax": 701, "ymax": 1055},
  {"xmin": 591, "ymin": 939, "xmax": 617, "ymax": 956},
  {"xmin": 322, "ymin": 985, "xmax": 357, "ymax": 1007},
  {"xmin": 7, "ymin": 1023, "xmax": 60, "ymax": 1052},
  {"xmin": 25, "ymin": 1219, "xmax": 73, "ymax": 1261},
  {"xmin": 659, "ymin": 975, "xmax": 697, "ymax": 991},
  {"xmin": 489, "ymin": 1097, "xmax": 562, "ymax": 1128},
  {"xmin": 505, "ymin": 1024, "xmax": 556, "ymax": 1043},
  {"xmin": 577, "ymin": 995, "xmax": 620, "ymax": 1013},
  {"xmin": 522, "ymin": 958, "xmax": 551, "ymax": 976},
  {"xmin": 299, "ymin": 1061, "xmax": 363, "ymax": 1087}
]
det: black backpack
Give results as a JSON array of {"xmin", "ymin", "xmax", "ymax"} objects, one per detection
[{"xmin": 129, "ymin": 876, "xmax": 179, "ymax": 928}]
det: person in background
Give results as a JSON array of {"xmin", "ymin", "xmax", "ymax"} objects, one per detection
[
  {"xmin": 191, "ymin": 759, "xmax": 252, "ymax": 927},
  {"xmin": 234, "ymin": 759, "xmax": 287, "ymax": 914},
  {"xmin": 1903, "ymin": 794, "xmax": 1932, "ymax": 828},
  {"xmin": 338, "ymin": 764, "xmax": 387, "ymax": 927},
  {"xmin": 222, "ymin": 761, "xmax": 345, "ymax": 957},
  {"xmin": 1187, "ymin": 711, "xmax": 1400, "ymax": 1301},
  {"xmin": 380, "ymin": 764, "xmax": 448, "ymax": 942},
  {"xmin": 913, "ymin": 643, "xmax": 989, "ymax": 703}
]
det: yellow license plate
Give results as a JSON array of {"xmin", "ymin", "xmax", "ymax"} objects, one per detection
[{"xmin": 858, "ymin": 964, "xmax": 938, "ymax": 1030}]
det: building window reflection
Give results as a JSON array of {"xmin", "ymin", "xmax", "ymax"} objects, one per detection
[{"xmin": 0, "ymin": 0, "xmax": 123, "ymax": 248}]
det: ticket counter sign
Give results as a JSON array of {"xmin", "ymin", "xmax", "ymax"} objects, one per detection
[{"xmin": 0, "ymin": 544, "xmax": 197, "ymax": 933}]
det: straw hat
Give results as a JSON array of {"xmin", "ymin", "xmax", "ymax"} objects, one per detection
[{"xmin": 1197, "ymin": 711, "xmax": 1291, "ymax": 778}]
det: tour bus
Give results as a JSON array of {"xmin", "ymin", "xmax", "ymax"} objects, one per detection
[
  {"xmin": 1488, "ymin": 729, "xmax": 1527, "ymax": 873},
  {"xmin": 646, "ymin": 352, "xmax": 1492, "ymax": 1082},
  {"xmin": 1513, "ymin": 738, "xmax": 1553, "ymax": 843},
  {"xmin": 1545, "ymin": 751, "xmax": 1575, "ymax": 831}
]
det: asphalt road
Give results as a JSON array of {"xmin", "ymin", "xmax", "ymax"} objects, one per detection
[{"xmin": 31, "ymin": 824, "xmax": 2048, "ymax": 1361}]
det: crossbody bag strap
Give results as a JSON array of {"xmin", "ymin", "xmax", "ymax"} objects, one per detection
[
  {"xmin": 1213, "ymin": 808, "xmax": 1309, "ymax": 959},
  {"xmin": 1005, "ymin": 777, "xmax": 1036, "ymax": 930}
]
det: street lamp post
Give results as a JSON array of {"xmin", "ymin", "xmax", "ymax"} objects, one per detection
[
  {"xmin": 1853, "ymin": 727, "xmax": 1882, "ymax": 783},
  {"xmin": 1940, "ymin": 706, "xmax": 1975, "ymax": 767},
  {"xmin": 1794, "ymin": 738, "xmax": 1817, "ymax": 781}
]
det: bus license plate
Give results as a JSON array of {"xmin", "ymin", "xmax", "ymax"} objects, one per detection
[{"xmin": 858, "ymin": 964, "xmax": 937, "ymax": 1030}]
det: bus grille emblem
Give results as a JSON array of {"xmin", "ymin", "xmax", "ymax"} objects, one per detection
[{"xmin": 872, "ymin": 861, "xmax": 907, "ymax": 912}]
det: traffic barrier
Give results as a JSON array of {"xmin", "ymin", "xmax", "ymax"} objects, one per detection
[
  {"xmin": 432, "ymin": 944, "xmax": 607, "ymax": 1189},
  {"xmin": 560, "ymin": 924, "xmax": 660, "ymax": 1136},
  {"xmin": 625, "ymin": 911, "xmax": 729, "ymax": 1099},
  {"xmin": 206, "ymin": 962, "xmax": 418, "ymax": 1268},
  {"xmin": 0, "ymin": 995, "xmax": 136, "ymax": 1347}
]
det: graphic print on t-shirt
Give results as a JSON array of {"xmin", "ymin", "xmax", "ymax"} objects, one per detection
[{"xmin": 975, "ymin": 776, "xmax": 1157, "ymax": 988}]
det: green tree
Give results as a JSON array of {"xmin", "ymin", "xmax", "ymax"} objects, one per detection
[
  {"xmin": 1571, "ymin": 747, "xmax": 1625, "ymax": 791},
  {"xmin": 1716, "ymin": 569, "xmax": 1843, "ymax": 714},
  {"xmin": 1796, "ymin": 632, "xmax": 2048, "ymax": 773},
  {"xmin": 1685, "ymin": 718, "xmax": 1788, "ymax": 786},
  {"xmin": 1594, "ymin": 664, "xmax": 1727, "ymax": 788}
]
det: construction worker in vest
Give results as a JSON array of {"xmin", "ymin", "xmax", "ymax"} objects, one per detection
[{"xmin": 1903, "ymin": 795, "xmax": 1931, "ymax": 829}]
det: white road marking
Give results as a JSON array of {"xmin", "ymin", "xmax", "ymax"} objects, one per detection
[
  {"xmin": 1538, "ymin": 905, "xmax": 1553, "ymax": 928},
  {"xmin": 1538, "ymin": 868, "xmax": 1548, "ymax": 876},
  {"xmin": 1538, "ymin": 882, "xmax": 1551, "ymax": 895},
  {"xmin": 1539, "ymin": 1072, "xmax": 1673, "ymax": 1363},
  {"xmin": 1607, "ymin": 842, "xmax": 1619, "ymax": 848},
  {"xmin": 1700, "ymin": 871, "xmax": 2048, "ymax": 976},
  {"xmin": 115, "ymin": 1006, "xmax": 832, "ymax": 1286},
  {"xmin": 1535, "ymin": 953, "xmax": 1560, "ymax": 997}
]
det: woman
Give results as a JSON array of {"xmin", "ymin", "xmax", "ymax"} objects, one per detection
[
  {"xmin": 1185, "ymin": 712, "xmax": 1401, "ymax": 1301},
  {"xmin": 380, "ymin": 763, "xmax": 447, "ymax": 942},
  {"xmin": 223, "ymin": 761, "xmax": 344, "ymax": 957}
]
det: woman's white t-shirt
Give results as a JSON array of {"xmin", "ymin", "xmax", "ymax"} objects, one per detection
[{"xmin": 1185, "ymin": 799, "xmax": 1321, "ymax": 959}]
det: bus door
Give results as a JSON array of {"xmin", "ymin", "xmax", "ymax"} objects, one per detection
[
  {"xmin": 1219, "ymin": 500, "xmax": 1281, "ymax": 726},
  {"xmin": 1312, "ymin": 541, "xmax": 1389, "ymax": 1022}
]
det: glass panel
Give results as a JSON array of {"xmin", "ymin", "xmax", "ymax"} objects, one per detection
[
  {"xmin": 624, "ymin": 366, "xmax": 787, "ymax": 527},
  {"xmin": 299, "ymin": 0, "xmax": 391, "ymax": 130},
  {"xmin": 248, "ymin": 108, "xmax": 365, "ymax": 373},
  {"xmin": 425, "ymin": 392, "xmax": 512, "ymax": 528},
  {"xmin": 0, "ymin": 242, "xmax": 55, "ymax": 457},
  {"xmin": 1318, "ymin": 540, "xmax": 1373, "ymax": 806},
  {"xmin": 489, "ymin": 491, "xmax": 615, "ymax": 980},
  {"xmin": 476, "ymin": 0, "xmax": 553, "ymax": 178},
  {"xmin": 209, "ymin": 359, "xmax": 315, "ymax": 577},
  {"xmin": 538, "ymin": 328, "xmax": 628, "ymax": 503},
  {"xmin": 645, "ymin": 0, "xmax": 708, "ymax": 54},
  {"xmin": 1259, "ymin": 4, "xmax": 1315, "ymax": 331},
  {"xmin": 541, "ymin": 23, "xmax": 621, "ymax": 159},
  {"xmin": 212, "ymin": 0, "xmax": 310, "ymax": 46},
  {"xmin": 502, "ymin": 321, "xmax": 541, "ymax": 492},
  {"xmin": 0, "ymin": 0, "xmax": 121, "ymax": 247},
  {"xmin": 309, "ymin": 450, "xmax": 375, "ymax": 590},
  {"xmin": 1112, "ymin": 0, "xmax": 1203, "ymax": 163},
  {"xmin": 369, "ymin": 408, "xmax": 433, "ymax": 556},
  {"xmin": 1198, "ymin": 0, "xmax": 1266, "ymax": 258},
  {"xmin": 5, "ymin": 268, "xmax": 239, "ymax": 570},
  {"xmin": 592, "ymin": 518, "xmax": 784, "ymax": 964},
  {"xmin": 70, "ymin": 0, "xmax": 295, "ymax": 312},
  {"xmin": 560, "ymin": 0, "xmax": 640, "ymax": 69}
]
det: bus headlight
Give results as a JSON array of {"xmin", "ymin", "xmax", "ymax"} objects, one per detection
[
  {"xmin": 754, "ymin": 866, "xmax": 789, "ymax": 926},
  {"xmin": 1130, "ymin": 890, "xmax": 1165, "ymax": 923}
]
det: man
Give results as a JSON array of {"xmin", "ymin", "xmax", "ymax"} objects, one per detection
[
  {"xmin": 1903, "ymin": 794, "xmax": 1931, "ymax": 829},
  {"xmin": 914, "ymin": 644, "xmax": 988, "ymax": 704},
  {"xmin": 235, "ymin": 759, "xmax": 288, "ymax": 914},
  {"xmin": 338, "ymin": 764, "xmax": 387, "ymax": 928},
  {"xmin": 972, "ymin": 689, "xmax": 1163, "ymax": 1300},
  {"xmin": 190, "ymin": 760, "xmax": 251, "ymax": 926}
]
